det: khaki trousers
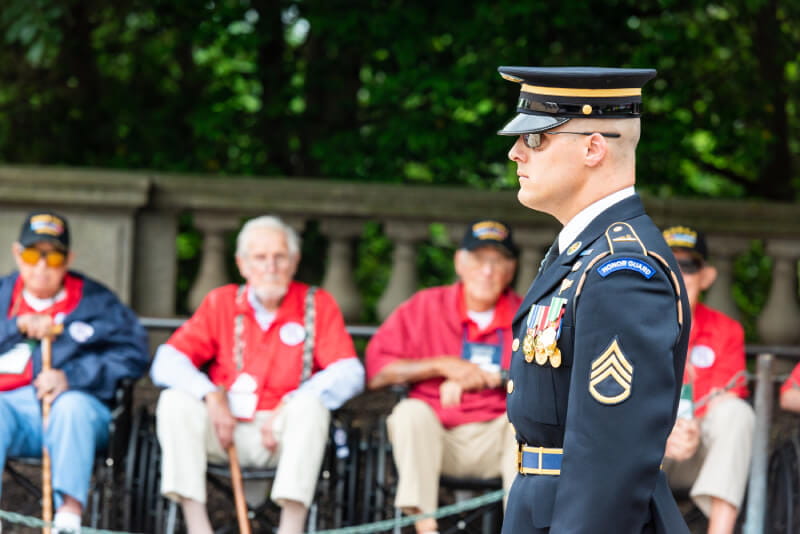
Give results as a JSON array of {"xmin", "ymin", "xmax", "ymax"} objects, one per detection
[
  {"xmin": 156, "ymin": 388, "xmax": 330, "ymax": 508},
  {"xmin": 663, "ymin": 396, "xmax": 755, "ymax": 516},
  {"xmin": 386, "ymin": 398, "xmax": 517, "ymax": 514}
]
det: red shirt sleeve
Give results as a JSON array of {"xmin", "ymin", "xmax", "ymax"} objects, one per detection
[
  {"xmin": 710, "ymin": 314, "xmax": 748, "ymax": 399},
  {"xmin": 166, "ymin": 287, "xmax": 226, "ymax": 368},
  {"xmin": 312, "ymin": 288, "xmax": 357, "ymax": 370},
  {"xmin": 781, "ymin": 362, "xmax": 800, "ymax": 395},
  {"xmin": 365, "ymin": 296, "xmax": 418, "ymax": 381}
]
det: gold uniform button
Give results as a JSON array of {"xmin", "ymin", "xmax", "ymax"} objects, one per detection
[
  {"xmin": 507, "ymin": 379, "xmax": 514, "ymax": 394},
  {"xmin": 512, "ymin": 338, "xmax": 520, "ymax": 352}
]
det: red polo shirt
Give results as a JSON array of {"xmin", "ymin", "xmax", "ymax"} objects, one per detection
[
  {"xmin": 366, "ymin": 283, "xmax": 521, "ymax": 428},
  {"xmin": 685, "ymin": 303, "xmax": 748, "ymax": 417},
  {"xmin": 167, "ymin": 281, "xmax": 356, "ymax": 411}
]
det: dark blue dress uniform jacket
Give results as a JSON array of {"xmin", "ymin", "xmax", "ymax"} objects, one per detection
[
  {"xmin": 0, "ymin": 271, "xmax": 149, "ymax": 403},
  {"xmin": 502, "ymin": 195, "xmax": 691, "ymax": 534}
]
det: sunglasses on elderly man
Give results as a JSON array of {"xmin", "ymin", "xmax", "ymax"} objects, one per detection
[
  {"xmin": 676, "ymin": 257, "xmax": 703, "ymax": 275},
  {"xmin": 19, "ymin": 247, "xmax": 67, "ymax": 268},
  {"xmin": 520, "ymin": 131, "xmax": 622, "ymax": 149}
]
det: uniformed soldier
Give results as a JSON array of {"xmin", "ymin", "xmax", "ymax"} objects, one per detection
[{"xmin": 497, "ymin": 67, "xmax": 692, "ymax": 533}]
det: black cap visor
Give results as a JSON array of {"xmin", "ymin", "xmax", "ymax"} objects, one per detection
[
  {"xmin": 497, "ymin": 113, "xmax": 570, "ymax": 135},
  {"xmin": 19, "ymin": 234, "xmax": 68, "ymax": 251}
]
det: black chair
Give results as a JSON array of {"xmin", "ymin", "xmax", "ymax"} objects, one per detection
[
  {"xmin": 123, "ymin": 406, "xmax": 360, "ymax": 534},
  {"xmin": 3, "ymin": 379, "xmax": 135, "ymax": 530},
  {"xmin": 360, "ymin": 409, "xmax": 504, "ymax": 534},
  {"xmin": 766, "ymin": 429, "xmax": 800, "ymax": 534}
]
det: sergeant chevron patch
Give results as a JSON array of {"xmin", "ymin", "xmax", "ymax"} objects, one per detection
[{"xmin": 589, "ymin": 338, "xmax": 633, "ymax": 405}]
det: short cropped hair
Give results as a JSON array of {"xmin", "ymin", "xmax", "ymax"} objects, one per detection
[{"xmin": 235, "ymin": 215, "xmax": 301, "ymax": 258}]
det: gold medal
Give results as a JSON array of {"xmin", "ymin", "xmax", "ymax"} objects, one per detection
[
  {"xmin": 549, "ymin": 347, "xmax": 562, "ymax": 368},
  {"xmin": 535, "ymin": 346, "xmax": 549, "ymax": 366},
  {"xmin": 512, "ymin": 338, "xmax": 520, "ymax": 352},
  {"xmin": 523, "ymin": 333, "xmax": 536, "ymax": 363}
]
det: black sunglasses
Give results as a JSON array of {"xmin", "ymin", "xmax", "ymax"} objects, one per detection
[
  {"xmin": 676, "ymin": 257, "xmax": 703, "ymax": 275},
  {"xmin": 521, "ymin": 131, "xmax": 622, "ymax": 149}
]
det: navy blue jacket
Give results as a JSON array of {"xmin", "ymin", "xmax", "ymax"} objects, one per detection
[
  {"xmin": 502, "ymin": 196, "xmax": 691, "ymax": 534},
  {"xmin": 0, "ymin": 271, "xmax": 149, "ymax": 402}
]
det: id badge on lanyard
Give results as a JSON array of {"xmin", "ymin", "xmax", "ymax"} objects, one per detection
[
  {"xmin": 677, "ymin": 363, "xmax": 695, "ymax": 420},
  {"xmin": 461, "ymin": 328, "xmax": 503, "ymax": 374}
]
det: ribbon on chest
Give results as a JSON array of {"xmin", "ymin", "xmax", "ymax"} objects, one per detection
[{"xmin": 522, "ymin": 296, "xmax": 567, "ymax": 368}]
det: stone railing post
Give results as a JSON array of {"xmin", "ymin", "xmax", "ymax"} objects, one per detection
[
  {"xmin": 377, "ymin": 220, "xmax": 429, "ymax": 321},
  {"xmin": 757, "ymin": 239, "xmax": 800, "ymax": 344},
  {"xmin": 134, "ymin": 210, "xmax": 178, "ymax": 316},
  {"xmin": 513, "ymin": 228, "xmax": 558, "ymax": 296},
  {"xmin": 320, "ymin": 218, "xmax": 364, "ymax": 323},
  {"xmin": 187, "ymin": 213, "xmax": 241, "ymax": 312},
  {"xmin": 705, "ymin": 235, "xmax": 749, "ymax": 322}
]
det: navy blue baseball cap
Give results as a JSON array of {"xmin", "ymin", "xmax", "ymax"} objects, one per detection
[
  {"xmin": 18, "ymin": 210, "xmax": 70, "ymax": 250},
  {"xmin": 662, "ymin": 225, "xmax": 708, "ymax": 262},
  {"xmin": 497, "ymin": 66, "xmax": 657, "ymax": 135},
  {"xmin": 460, "ymin": 219, "xmax": 518, "ymax": 258}
]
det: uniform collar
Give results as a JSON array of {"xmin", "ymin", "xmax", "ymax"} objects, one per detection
[
  {"xmin": 513, "ymin": 193, "xmax": 646, "ymax": 323},
  {"xmin": 558, "ymin": 186, "xmax": 635, "ymax": 254}
]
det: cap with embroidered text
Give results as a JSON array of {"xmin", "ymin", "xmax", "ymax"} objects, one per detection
[
  {"xmin": 497, "ymin": 66, "xmax": 657, "ymax": 135},
  {"xmin": 662, "ymin": 225, "xmax": 708, "ymax": 262},
  {"xmin": 460, "ymin": 219, "xmax": 518, "ymax": 258},
  {"xmin": 18, "ymin": 211, "xmax": 70, "ymax": 250}
]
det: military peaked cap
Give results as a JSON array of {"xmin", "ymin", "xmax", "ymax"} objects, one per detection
[{"xmin": 497, "ymin": 66, "xmax": 657, "ymax": 135}]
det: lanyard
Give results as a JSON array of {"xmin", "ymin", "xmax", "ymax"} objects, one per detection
[{"xmin": 231, "ymin": 285, "xmax": 317, "ymax": 383}]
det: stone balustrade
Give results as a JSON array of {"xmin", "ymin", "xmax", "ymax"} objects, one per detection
[{"xmin": 0, "ymin": 165, "xmax": 798, "ymax": 345}]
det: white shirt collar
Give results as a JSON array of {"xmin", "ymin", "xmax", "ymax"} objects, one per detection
[
  {"xmin": 466, "ymin": 308, "xmax": 495, "ymax": 330},
  {"xmin": 247, "ymin": 287, "xmax": 277, "ymax": 331},
  {"xmin": 558, "ymin": 186, "xmax": 636, "ymax": 254},
  {"xmin": 22, "ymin": 288, "xmax": 66, "ymax": 312}
]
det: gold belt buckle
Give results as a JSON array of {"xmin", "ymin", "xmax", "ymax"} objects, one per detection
[{"xmin": 516, "ymin": 443, "xmax": 523, "ymax": 471}]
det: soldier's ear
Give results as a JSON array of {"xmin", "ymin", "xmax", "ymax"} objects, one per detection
[{"xmin": 584, "ymin": 133, "xmax": 608, "ymax": 168}]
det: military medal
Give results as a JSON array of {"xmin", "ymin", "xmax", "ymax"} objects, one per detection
[
  {"xmin": 523, "ymin": 332, "xmax": 536, "ymax": 362},
  {"xmin": 549, "ymin": 347, "xmax": 562, "ymax": 368},
  {"xmin": 535, "ymin": 347, "xmax": 548, "ymax": 365},
  {"xmin": 538, "ymin": 326, "xmax": 556, "ymax": 350},
  {"xmin": 524, "ymin": 299, "xmax": 567, "ymax": 366},
  {"xmin": 524, "ymin": 304, "xmax": 544, "ymax": 364}
]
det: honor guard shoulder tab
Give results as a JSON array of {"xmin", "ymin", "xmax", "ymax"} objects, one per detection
[{"xmin": 573, "ymin": 221, "xmax": 686, "ymax": 329}]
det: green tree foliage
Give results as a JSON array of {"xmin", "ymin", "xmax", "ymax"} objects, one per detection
[{"xmin": 1, "ymin": 0, "xmax": 797, "ymax": 198}]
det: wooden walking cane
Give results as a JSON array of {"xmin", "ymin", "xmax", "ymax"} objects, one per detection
[
  {"xmin": 227, "ymin": 444, "xmax": 252, "ymax": 534},
  {"xmin": 40, "ymin": 324, "xmax": 63, "ymax": 534}
]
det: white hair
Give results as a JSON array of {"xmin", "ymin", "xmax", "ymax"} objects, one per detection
[{"xmin": 235, "ymin": 215, "xmax": 301, "ymax": 258}]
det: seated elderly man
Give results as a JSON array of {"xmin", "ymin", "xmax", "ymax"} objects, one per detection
[
  {"xmin": 0, "ymin": 211, "xmax": 149, "ymax": 534},
  {"xmin": 150, "ymin": 215, "xmax": 364, "ymax": 534},
  {"xmin": 366, "ymin": 219, "xmax": 521, "ymax": 534},
  {"xmin": 661, "ymin": 225, "xmax": 754, "ymax": 534}
]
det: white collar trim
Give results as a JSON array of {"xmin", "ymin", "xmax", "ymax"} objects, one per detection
[{"xmin": 558, "ymin": 187, "xmax": 635, "ymax": 254}]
